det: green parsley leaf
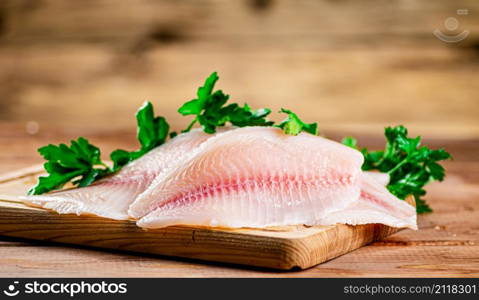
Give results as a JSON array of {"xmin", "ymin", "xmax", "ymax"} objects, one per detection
[
  {"xmin": 178, "ymin": 72, "xmax": 273, "ymax": 133},
  {"xmin": 109, "ymin": 149, "xmax": 132, "ymax": 171},
  {"xmin": 111, "ymin": 101, "xmax": 169, "ymax": 170},
  {"xmin": 341, "ymin": 137, "xmax": 358, "ymax": 149},
  {"xmin": 227, "ymin": 104, "xmax": 274, "ymax": 127},
  {"xmin": 276, "ymin": 108, "xmax": 318, "ymax": 135},
  {"xmin": 342, "ymin": 125, "xmax": 451, "ymax": 213},
  {"xmin": 178, "ymin": 72, "xmax": 219, "ymax": 116},
  {"xmin": 178, "ymin": 72, "xmax": 229, "ymax": 133},
  {"xmin": 28, "ymin": 137, "xmax": 111, "ymax": 195},
  {"xmin": 196, "ymin": 90, "xmax": 230, "ymax": 134}
]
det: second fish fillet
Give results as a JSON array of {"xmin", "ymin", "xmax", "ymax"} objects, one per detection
[{"xmin": 319, "ymin": 172, "xmax": 417, "ymax": 229}]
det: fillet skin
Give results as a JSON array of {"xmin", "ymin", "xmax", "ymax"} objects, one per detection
[
  {"xmin": 21, "ymin": 128, "xmax": 226, "ymax": 220},
  {"xmin": 130, "ymin": 126, "xmax": 365, "ymax": 228}
]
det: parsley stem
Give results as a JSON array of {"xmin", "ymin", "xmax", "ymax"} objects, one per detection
[
  {"xmin": 376, "ymin": 145, "xmax": 394, "ymax": 167},
  {"xmin": 182, "ymin": 117, "xmax": 197, "ymax": 133},
  {"xmin": 387, "ymin": 158, "xmax": 408, "ymax": 175},
  {"xmin": 98, "ymin": 162, "xmax": 112, "ymax": 171}
]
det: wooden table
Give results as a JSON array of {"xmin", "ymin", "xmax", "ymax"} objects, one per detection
[
  {"xmin": 1, "ymin": 0, "xmax": 478, "ymax": 277},
  {"xmin": 0, "ymin": 122, "xmax": 477, "ymax": 277}
]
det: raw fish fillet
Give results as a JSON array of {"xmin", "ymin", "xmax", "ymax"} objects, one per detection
[
  {"xmin": 21, "ymin": 128, "xmax": 227, "ymax": 220},
  {"xmin": 132, "ymin": 127, "xmax": 417, "ymax": 230},
  {"xmin": 130, "ymin": 126, "xmax": 365, "ymax": 227},
  {"xmin": 364, "ymin": 171, "xmax": 390, "ymax": 187},
  {"xmin": 319, "ymin": 172, "xmax": 417, "ymax": 229}
]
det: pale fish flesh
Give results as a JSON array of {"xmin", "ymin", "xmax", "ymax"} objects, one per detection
[
  {"xmin": 130, "ymin": 126, "xmax": 364, "ymax": 227},
  {"xmin": 21, "ymin": 128, "xmax": 228, "ymax": 220},
  {"xmin": 131, "ymin": 126, "xmax": 417, "ymax": 229}
]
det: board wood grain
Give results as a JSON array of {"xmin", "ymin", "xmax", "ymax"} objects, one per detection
[{"xmin": 0, "ymin": 167, "xmax": 409, "ymax": 270}]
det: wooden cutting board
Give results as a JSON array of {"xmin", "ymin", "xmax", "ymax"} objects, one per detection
[{"xmin": 0, "ymin": 166, "xmax": 411, "ymax": 270}]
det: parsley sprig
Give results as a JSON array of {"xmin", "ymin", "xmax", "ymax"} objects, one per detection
[
  {"xmin": 276, "ymin": 108, "xmax": 318, "ymax": 136},
  {"xmin": 29, "ymin": 101, "xmax": 170, "ymax": 195},
  {"xmin": 28, "ymin": 138, "xmax": 111, "ymax": 195},
  {"xmin": 342, "ymin": 125, "xmax": 451, "ymax": 213},
  {"xmin": 110, "ymin": 101, "xmax": 169, "ymax": 171},
  {"xmin": 178, "ymin": 72, "xmax": 274, "ymax": 133}
]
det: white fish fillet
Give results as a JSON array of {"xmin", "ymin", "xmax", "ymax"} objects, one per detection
[
  {"xmin": 364, "ymin": 171, "xmax": 390, "ymax": 187},
  {"xmin": 130, "ymin": 126, "xmax": 365, "ymax": 227},
  {"xmin": 319, "ymin": 172, "xmax": 417, "ymax": 229},
  {"xmin": 21, "ymin": 128, "xmax": 227, "ymax": 220},
  {"xmin": 132, "ymin": 127, "xmax": 417, "ymax": 229}
]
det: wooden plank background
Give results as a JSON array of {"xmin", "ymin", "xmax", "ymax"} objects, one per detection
[
  {"xmin": 0, "ymin": 0, "xmax": 478, "ymax": 137},
  {"xmin": 0, "ymin": 0, "xmax": 478, "ymax": 277}
]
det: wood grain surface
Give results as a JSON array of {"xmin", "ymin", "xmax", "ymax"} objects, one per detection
[
  {"xmin": 0, "ymin": 122, "xmax": 477, "ymax": 277},
  {"xmin": 0, "ymin": 0, "xmax": 478, "ymax": 137}
]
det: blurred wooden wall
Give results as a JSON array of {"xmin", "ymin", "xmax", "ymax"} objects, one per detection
[{"xmin": 0, "ymin": 0, "xmax": 478, "ymax": 137}]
